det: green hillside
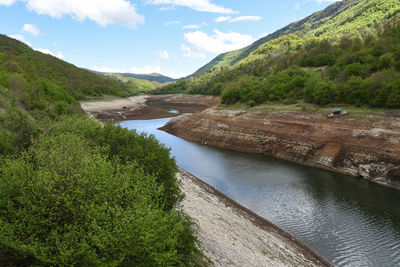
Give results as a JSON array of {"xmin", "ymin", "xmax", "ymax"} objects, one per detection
[
  {"xmin": 104, "ymin": 73, "xmax": 161, "ymax": 94},
  {"xmin": 158, "ymin": 0, "xmax": 400, "ymax": 108},
  {"xmin": 0, "ymin": 34, "xmax": 138, "ymax": 118},
  {"xmin": 190, "ymin": 0, "xmax": 400, "ymax": 77},
  {"xmin": 0, "ymin": 35, "xmax": 205, "ymax": 265}
]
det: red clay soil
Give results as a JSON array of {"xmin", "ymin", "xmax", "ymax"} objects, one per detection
[{"xmin": 160, "ymin": 107, "xmax": 400, "ymax": 189}]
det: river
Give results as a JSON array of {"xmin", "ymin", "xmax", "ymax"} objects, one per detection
[{"xmin": 120, "ymin": 116, "xmax": 400, "ymax": 267}]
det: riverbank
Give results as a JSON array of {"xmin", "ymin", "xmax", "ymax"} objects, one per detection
[
  {"xmin": 80, "ymin": 94, "xmax": 220, "ymax": 121},
  {"xmin": 177, "ymin": 169, "xmax": 330, "ymax": 267},
  {"xmin": 162, "ymin": 107, "xmax": 400, "ymax": 190}
]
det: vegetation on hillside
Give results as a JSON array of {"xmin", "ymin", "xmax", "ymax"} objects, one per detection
[
  {"xmin": 190, "ymin": 0, "xmax": 400, "ymax": 76},
  {"xmin": 0, "ymin": 35, "xmax": 207, "ymax": 265},
  {"xmin": 0, "ymin": 34, "xmax": 135, "ymax": 119},
  {"xmin": 157, "ymin": 4, "xmax": 400, "ymax": 108},
  {"xmin": 105, "ymin": 74, "xmax": 162, "ymax": 95}
]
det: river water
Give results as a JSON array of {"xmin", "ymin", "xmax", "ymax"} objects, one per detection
[{"xmin": 120, "ymin": 117, "xmax": 400, "ymax": 267}]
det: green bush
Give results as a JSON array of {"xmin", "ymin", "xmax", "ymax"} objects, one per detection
[
  {"xmin": 345, "ymin": 63, "xmax": 363, "ymax": 76},
  {"xmin": 0, "ymin": 132, "xmax": 203, "ymax": 266},
  {"xmin": 378, "ymin": 53, "xmax": 394, "ymax": 69},
  {"xmin": 47, "ymin": 117, "xmax": 180, "ymax": 210},
  {"xmin": 0, "ymin": 103, "xmax": 40, "ymax": 155}
]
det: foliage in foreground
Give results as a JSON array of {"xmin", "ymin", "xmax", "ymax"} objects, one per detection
[{"xmin": 0, "ymin": 115, "xmax": 206, "ymax": 266}]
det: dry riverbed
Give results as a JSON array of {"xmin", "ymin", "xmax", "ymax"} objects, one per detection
[
  {"xmin": 178, "ymin": 169, "xmax": 329, "ymax": 267},
  {"xmin": 80, "ymin": 94, "xmax": 220, "ymax": 121}
]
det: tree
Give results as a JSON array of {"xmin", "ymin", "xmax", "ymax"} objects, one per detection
[{"xmin": 0, "ymin": 132, "xmax": 203, "ymax": 266}]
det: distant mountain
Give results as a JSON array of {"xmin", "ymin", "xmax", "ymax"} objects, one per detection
[
  {"xmin": 190, "ymin": 0, "xmax": 400, "ymax": 77},
  {"xmin": 94, "ymin": 71, "xmax": 175, "ymax": 83},
  {"xmin": 0, "ymin": 34, "xmax": 132, "ymax": 118}
]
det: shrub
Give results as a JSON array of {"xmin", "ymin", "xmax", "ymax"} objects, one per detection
[
  {"xmin": 345, "ymin": 63, "xmax": 363, "ymax": 76},
  {"xmin": 378, "ymin": 53, "xmax": 394, "ymax": 69},
  {"xmin": 48, "ymin": 117, "xmax": 180, "ymax": 210},
  {"xmin": 0, "ymin": 133, "xmax": 202, "ymax": 266},
  {"xmin": 0, "ymin": 103, "xmax": 40, "ymax": 154}
]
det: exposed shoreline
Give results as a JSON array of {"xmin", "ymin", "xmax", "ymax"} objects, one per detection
[
  {"xmin": 162, "ymin": 107, "xmax": 400, "ymax": 190},
  {"xmin": 80, "ymin": 96, "xmax": 331, "ymax": 266},
  {"xmin": 177, "ymin": 169, "xmax": 330, "ymax": 267},
  {"xmin": 80, "ymin": 94, "xmax": 220, "ymax": 121}
]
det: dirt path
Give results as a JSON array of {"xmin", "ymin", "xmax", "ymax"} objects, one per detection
[{"xmin": 178, "ymin": 169, "xmax": 330, "ymax": 267}]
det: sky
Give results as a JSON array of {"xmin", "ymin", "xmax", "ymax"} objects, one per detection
[{"xmin": 0, "ymin": 0, "xmax": 339, "ymax": 78}]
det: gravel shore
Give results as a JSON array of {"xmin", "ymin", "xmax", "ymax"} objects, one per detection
[{"xmin": 177, "ymin": 169, "xmax": 330, "ymax": 267}]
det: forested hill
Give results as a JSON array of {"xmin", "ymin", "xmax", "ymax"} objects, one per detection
[
  {"xmin": 0, "ymin": 34, "xmax": 135, "ymax": 118},
  {"xmin": 112, "ymin": 72, "xmax": 175, "ymax": 83},
  {"xmin": 93, "ymin": 71, "xmax": 176, "ymax": 83},
  {"xmin": 156, "ymin": 1, "xmax": 400, "ymax": 108},
  {"xmin": 190, "ymin": 0, "xmax": 400, "ymax": 77}
]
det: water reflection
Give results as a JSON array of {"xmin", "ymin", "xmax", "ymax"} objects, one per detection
[{"xmin": 120, "ymin": 118, "xmax": 400, "ymax": 267}]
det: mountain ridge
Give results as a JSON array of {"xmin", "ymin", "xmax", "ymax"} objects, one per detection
[
  {"xmin": 93, "ymin": 71, "xmax": 176, "ymax": 83},
  {"xmin": 190, "ymin": 0, "xmax": 400, "ymax": 77}
]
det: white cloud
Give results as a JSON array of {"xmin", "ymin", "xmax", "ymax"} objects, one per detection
[
  {"xmin": 8, "ymin": 34, "xmax": 32, "ymax": 47},
  {"xmin": 215, "ymin": 16, "xmax": 231, "ymax": 22},
  {"xmin": 5, "ymin": 0, "xmax": 144, "ymax": 29},
  {"xmin": 184, "ymin": 29, "xmax": 254, "ymax": 54},
  {"xmin": 35, "ymin": 48, "xmax": 65, "ymax": 59},
  {"xmin": 182, "ymin": 22, "xmax": 207, "ymax": 29},
  {"xmin": 257, "ymin": 32, "xmax": 270, "ymax": 39},
  {"xmin": 0, "ymin": 0, "xmax": 16, "ymax": 6},
  {"xmin": 229, "ymin": 16, "xmax": 262, "ymax": 23},
  {"xmin": 163, "ymin": 72, "xmax": 186, "ymax": 79},
  {"xmin": 183, "ymin": 24, "xmax": 200, "ymax": 29},
  {"xmin": 92, "ymin": 66, "xmax": 127, "ymax": 73},
  {"xmin": 215, "ymin": 15, "xmax": 262, "ymax": 23},
  {"xmin": 165, "ymin": 20, "xmax": 180, "ymax": 26},
  {"xmin": 129, "ymin": 65, "xmax": 163, "ymax": 74},
  {"xmin": 181, "ymin": 44, "xmax": 206, "ymax": 59},
  {"xmin": 8, "ymin": 33, "xmax": 64, "ymax": 59},
  {"xmin": 295, "ymin": 3, "xmax": 300, "ymax": 10},
  {"xmin": 146, "ymin": 0, "xmax": 234, "ymax": 14},
  {"xmin": 156, "ymin": 50, "xmax": 170, "ymax": 59},
  {"xmin": 159, "ymin": 6, "xmax": 175, "ymax": 10},
  {"xmin": 56, "ymin": 52, "xmax": 64, "ymax": 59},
  {"xmin": 23, "ymin": 24, "xmax": 42, "ymax": 36},
  {"xmin": 315, "ymin": 0, "xmax": 341, "ymax": 2}
]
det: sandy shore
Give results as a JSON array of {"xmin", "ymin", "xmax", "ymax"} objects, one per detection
[
  {"xmin": 80, "ymin": 96, "xmax": 147, "ymax": 111},
  {"xmin": 80, "ymin": 96, "xmax": 175, "ymax": 121},
  {"xmin": 80, "ymin": 95, "xmax": 220, "ymax": 121},
  {"xmin": 178, "ymin": 169, "xmax": 330, "ymax": 267}
]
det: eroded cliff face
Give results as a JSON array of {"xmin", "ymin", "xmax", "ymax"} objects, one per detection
[{"xmin": 160, "ymin": 108, "xmax": 400, "ymax": 189}]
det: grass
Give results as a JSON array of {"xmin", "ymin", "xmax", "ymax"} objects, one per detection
[{"xmin": 224, "ymin": 101, "xmax": 392, "ymax": 121}]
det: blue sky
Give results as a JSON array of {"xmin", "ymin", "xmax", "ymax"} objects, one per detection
[{"xmin": 0, "ymin": 0, "xmax": 339, "ymax": 78}]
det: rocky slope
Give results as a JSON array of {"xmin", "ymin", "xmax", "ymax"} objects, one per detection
[
  {"xmin": 161, "ymin": 108, "xmax": 400, "ymax": 189},
  {"xmin": 178, "ymin": 169, "xmax": 329, "ymax": 267}
]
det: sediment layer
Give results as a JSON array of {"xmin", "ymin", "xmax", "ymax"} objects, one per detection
[{"xmin": 162, "ymin": 108, "xmax": 400, "ymax": 189}]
